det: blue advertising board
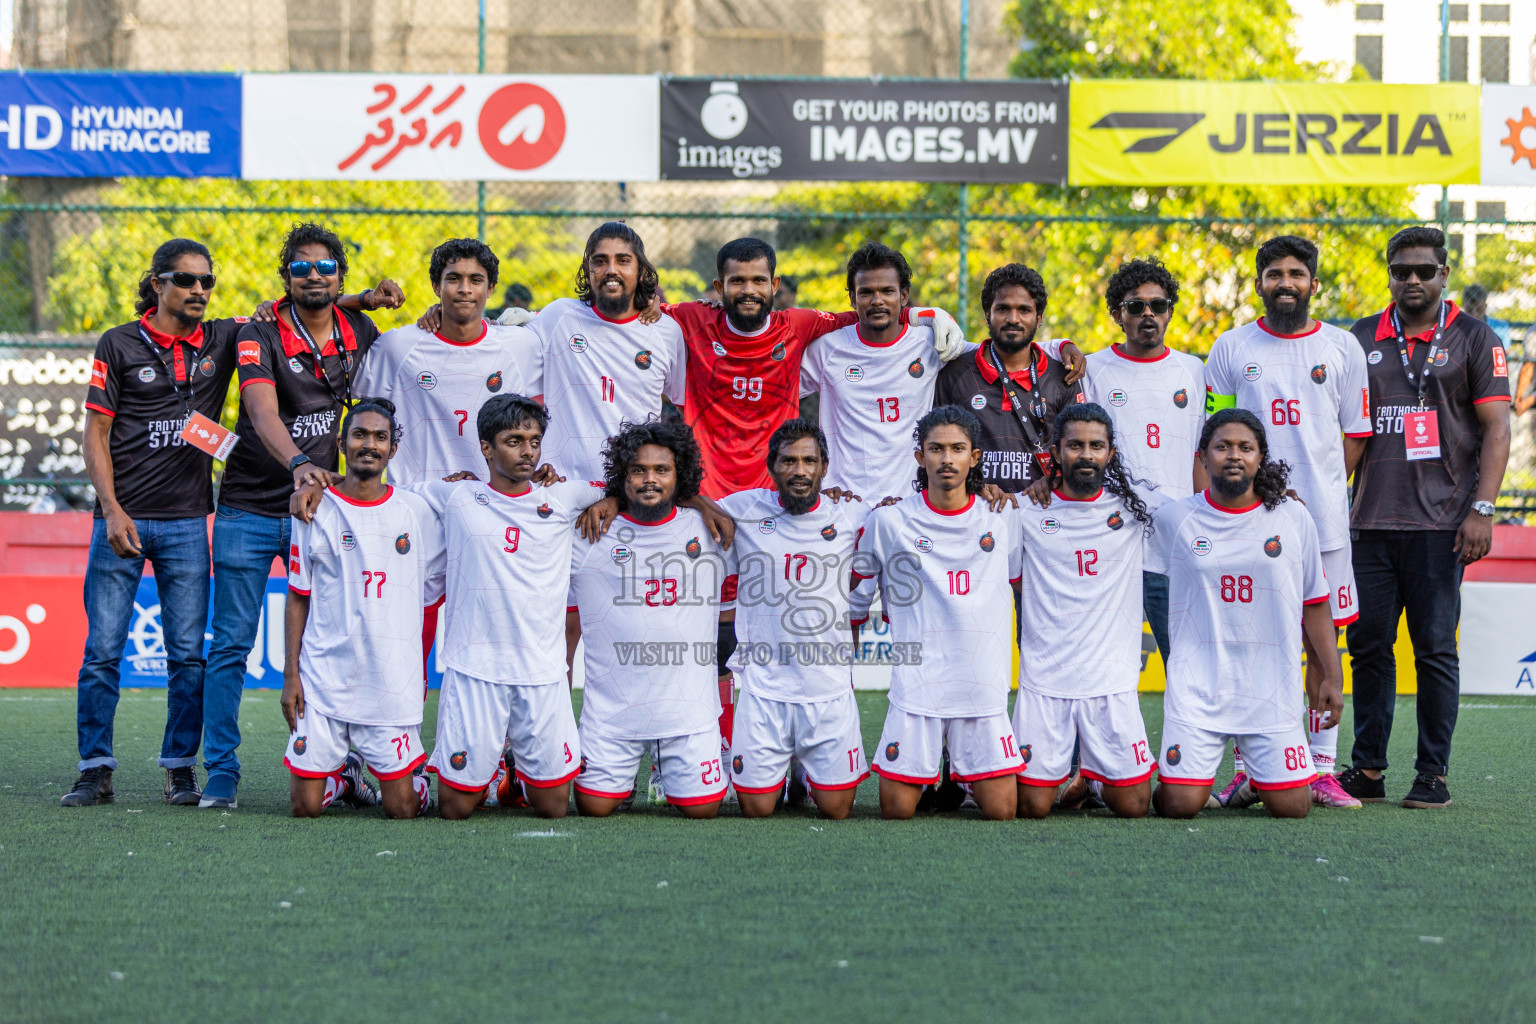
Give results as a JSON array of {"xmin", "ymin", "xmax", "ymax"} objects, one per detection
[{"xmin": 0, "ymin": 71, "xmax": 241, "ymax": 178}]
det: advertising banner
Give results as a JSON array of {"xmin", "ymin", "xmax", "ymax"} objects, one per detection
[
  {"xmin": 660, "ymin": 78, "xmax": 1069, "ymax": 182},
  {"xmin": 1070, "ymin": 80, "xmax": 1480, "ymax": 186},
  {"xmin": 0, "ymin": 71, "xmax": 242, "ymax": 178},
  {"xmin": 242, "ymin": 73, "xmax": 659, "ymax": 181},
  {"xmin": 0, "ymin": 342, "xmax": 92, "ymax": 510},
  {"xmin": 1481, "ymin": 84, "xmax": 1536, "ymax": 187}
]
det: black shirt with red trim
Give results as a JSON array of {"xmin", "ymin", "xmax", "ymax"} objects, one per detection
[
  {"xmin": 221, "ymin": 303, "xmax": 379, "ymax": 516},
  {"xmin": 1349, "ymin": 300, "xmax": 1511, "ymax": 531},
  {"xmin": 84, "ymin": 312, "xmax": 244, "ymax": 519},
  {"xmin": 933, "ymin": 341, "xmax": 1084, "ymax": 492}
]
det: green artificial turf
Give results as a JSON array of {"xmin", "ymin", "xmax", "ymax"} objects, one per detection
[{"xmin": 1, "ymin": 688, "xmax": 1533, "ymax": 1023}]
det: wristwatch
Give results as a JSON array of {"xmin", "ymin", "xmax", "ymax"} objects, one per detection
[
  {"xmin": 1472, "ymin": 500, "xmax": 1495, "ymax": 517},
  {"xmin": 288, "ymin": 454, "xmax": 312, "ymax": 473}
]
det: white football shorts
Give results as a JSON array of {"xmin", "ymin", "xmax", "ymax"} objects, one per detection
[
  {"xmin": 870, "ymin": 706, "xmax": 1024, "ymax": 785},
  {"xmin": 575, "ymin": 723, "xmax": 728, "ymax": 807},
  {"xmin": 728, "ymin": 687, "xmax": 868, "ymax": 795},
  {"xmin": 1157, "ymin": 719, "xmax": 1317, "ymax": 792},
  {"xmin": 284, "ymin": 708, "xmax": 424, "ymax": 781},
  {"xmin": 426, "ymin": 668, "xmax": 580, "ymax": 794},
  {"xmin": 1012, "ymin": 687, "xmax": 1155, "ymax": 788}
]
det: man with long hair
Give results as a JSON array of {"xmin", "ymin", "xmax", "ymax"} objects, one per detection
[
  {"xmin": 1013, "ymin": 403, "xmax": 1159, "ymax": 819},
  {"xmin": 1149, "ymin": 408, "xmax": 1344, "ymax": 819}
]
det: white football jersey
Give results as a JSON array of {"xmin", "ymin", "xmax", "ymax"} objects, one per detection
[
  {"xmin": 568, "ymin": 506, "xmax": 724, "ymax": 739},
  {"xmin": 1204, "ymin": 319, "xmax": 1371, "ymax": 551},
  {"xmin": 528, "ymin": 298, "xmax": 687, "ymax": 485},
  {"xmin": 412, "ymin": 477, "xmax": 603, "ymax": 687},
  {"xmin": 1084, "ymin": 343, "xmax": 1207, "ymax": 502},
  {"xmin": 1017, "ymin": 488, "xmax": 1149, "ymax": 698},
  {"xmin": 718, "ymin": 489, "xmax": 872, "ymax": 704},
  {"xmin": 1146, "ymin": 491, "xmax": 1329, "ymax": 736},
  {"xmin": 287, "ymin": 487, "xmax": 445, "ymax": 726},
  {"xmin": 355, "ymin": 322, "xmax": 544, "ymax": 487},
  {"xmin": 851, "ymin": 492, "xmax": 1022, "ymax": 718},
  {"xmin": 800, "ymin": 322, "xmax": 974, "ymax": 501}
]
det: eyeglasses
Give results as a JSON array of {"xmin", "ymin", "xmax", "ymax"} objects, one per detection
[
  {"xmin": 1388, "ymin": 263, "xmax": 1443, "ymax": 283},
  {"xmin": 1120, "ymin": 298, "xmax": 1173, "ymax": 316},
  {"xmin": 287, "ymin": 259, "xmax": 339, "ymax": 278},
  {"xmin": 158, "ymin": 271, "xmax": 216, "ymax": 289}
]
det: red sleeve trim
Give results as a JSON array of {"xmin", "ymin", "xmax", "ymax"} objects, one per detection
[
  {"xmin": 1081, "ymin": 765, "xmax": 1157, "ymax": 787},
  {"xmin": 871, "ymin": 764, "xmax": 941, "ymax": 785},
  {"xmin": 1250, "ymin": 774, "xmax": 1318, "ymax": 792},
  {"xmin": 84, "ymin": 401, "xmax": 115, "ymax": 417},
  {"xmin": 565, "ymin": 605, "xmax": 578, "ymax": 614},
  {"xmin": 370, "ymin": 752, "xmax": 429, "ymax": 781},
  {"xmin": 803, "ymin": 771, "xmax": 870, "ymax": 792},
  {"xmin": 1333, "ymin": 611, "xmax": 1360, "ymax": 628},
  {"xmin": 666, "ymin": 788, "xmax": 729, "ymax": 807},
  {"xmin": 1303, "ymin": 595, "xmax": 1329, "ymax": 606},
  {"xmin": 1344, "ymin": 431, "xmax": 1373, "ymax": 438},
  {"xmin": 573, "ymin": 782, "xmax": 635, "ymax": 800},
  {"xmin": 1018, "ymin": 773, "xmax": 1071, "ymax": 788},
  {"xmin": 240, "ymin": 377, "xmax": 276, "ymax": 392},
  {"xmin": 288, "ymin": 586, "xmax": 311, "ymax": 596},
  {"xmin": 514, "ymin": 764, "xmax": 581, "ymax": 789},
  {"xmin": 1474, "ymin": 395, "xmax": 1512, "ymax": 405}
]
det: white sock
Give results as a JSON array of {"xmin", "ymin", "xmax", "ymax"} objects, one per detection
[
  {"xmin": 1232, "ymin": 743, "xmax": 1246, "ymax": 775},
  {"xmin": 1307, "ymin": 709, "xmax": 1338, "ymax": 776},
  {"xmin": 413, "ymin": 774, "xmax": 431, "ymax": 813},
  {"xmin": 1088, "ymin": 780, "xmax": 1104, "ymax": 800},
  {"xmin": 320, "ymin": 773, "xmax": 346, "ymax": 809}
]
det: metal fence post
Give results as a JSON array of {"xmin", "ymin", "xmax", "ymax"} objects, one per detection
[
  {"xmin": 477, "ymin": 0, "xmax": 488, "ymax": 242},
  {"xmin": 1439, "ymin": 0, "xmax": 1451, "ymax": 240},
  {"xmin": 956, "ymin": 0, "xmax": 971, "ymax": 330}
]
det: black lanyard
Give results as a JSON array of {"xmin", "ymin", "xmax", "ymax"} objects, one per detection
[
  {"xmin": 289, "ymin": 305, "xmax": 352, "ymax": 408},
  {"xmin": 136, "ymin": 325, "xmax": 195, "ymax": 418},
  {"xmin": 1389, "ymin": 300, "xmax": 1446, "ymax": 411},
  {"xmin": 988, "ymin": 343, "xmax": 1048, "ymax": 453}
]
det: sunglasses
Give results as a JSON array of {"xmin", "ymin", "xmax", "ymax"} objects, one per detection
[
  {"xmin": 1120, "ymin": 298, "xmax": 1173, "ymax": 316},
  {"xmin": 1388, "ymin": 263, "xmax": 1443, "ymax": 283},
  {"xmin": 288, "ymin": 259, "xmax": 339, "ymax": 278},
  {"xmin": 158, "ymin": 271, "xmax": 216, "ymax": 289}
]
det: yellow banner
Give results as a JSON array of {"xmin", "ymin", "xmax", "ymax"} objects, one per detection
[{"xmin": 1070, "ymin": 80, "xmax": 1479, "ymax": 186}]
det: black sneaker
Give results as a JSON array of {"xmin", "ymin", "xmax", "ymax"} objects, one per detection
[
  {"xmin": 60, "ymin": 766, "xmax": 114, "ymax": 807},
  {"xmin": 339, "ymin": 751, "xmax": 380, "ymax": 808},
  {"xmin": 164, "ymin": 766, "xmax": 201, "ymax": 805},
  {"xmin": 1336, "ymin": 765, "xmax": 1387, "ymax": 803},
  {"xmin": 1402, "ymin": 771, "xmax": 1452, "ymax": 809}
]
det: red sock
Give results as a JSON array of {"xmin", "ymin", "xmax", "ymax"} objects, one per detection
[{"xmin": 717, "ymin": 677, "xmax": 735, "ymax": 746}]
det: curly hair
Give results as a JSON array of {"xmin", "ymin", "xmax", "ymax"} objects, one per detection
[
  {"xmin": 845, "ymin": 241, "xmax": 912, "ymax": 296},
  {"xmin": 602, "ymin": 417, "xmax": 704, "ymax": 509},
  {"xmin": 136, "ymin": 238, "xmax": 214, "ymax": 316},
  {"xmin": 339, "ymin": 397, "xmax": 401, "ymax": 445},
  {"xmin": 278, "ymin": 222, "xmax": 349, "ymax": 290},
  {"xmin": 765, "ymin": 417, "xmax": 828, "ymax": 470},
  {"xmin": 1048, "ymin": 403, "xmax": 1152, "ymax": 531},
  {"xmin": 1104, "ymin": 257, "xmax": 1179, "ymax": 313},
  {"xmin": 430, "ymin": 237, "xmax": 499, "ymax": 289},
  {"xmin": 980, "ymin": 262, "xmax": 1048, "ymax": 318},
  {"xmin": 1199, "ymin": 408, "xmax": 1292, "ymax": 510},
  {"xmin": 912, "ymin": 404, "xmax": 986, "ymax": 495},
  {"xmin": 576, "ymin": 222, "xmax": 659, "ymax": 310}
]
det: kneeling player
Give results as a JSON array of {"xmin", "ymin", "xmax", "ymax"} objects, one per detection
[
  {"xmin": 1149, "ymin": 409, "xmax": 1344, "ymax": 819},
  {"xmin": 568, "ymin": 420, "xmax": 728, "ymax": 818},
  {"xmin": 719, "ymin": 419, "xmax": 871, "ymax": 819},
  {"xmin": 853, "ymin": 405, "xmax": 1024, "ymax": 821},
  {"xmin": 1014, "ymin": 404, "xmax": 1159, "ymax": 818},
  {"xmin": 282, "ymin": 400, "xmax": 442, "ymax": 819}
]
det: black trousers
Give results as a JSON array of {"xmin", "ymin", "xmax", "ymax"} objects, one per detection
[{"xmin": 1345, "ymin": 529, "xmax": 1464, "ymax": 777}]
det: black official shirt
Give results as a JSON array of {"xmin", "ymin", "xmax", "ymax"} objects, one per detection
[
  {"xmin": 83, "ymin": 312, "xmax": 244, "ymax": 519},
  {"xmin": 1349, "ymin": 300, "xmax": 1510, "ymax": 531},
  {"xmin": 221, "ymin": 302, "xmax": 379, "ymax": 516},
  {"xmin": 933, "ymin": 341, "xmax": 1084, "ymax": 492}
]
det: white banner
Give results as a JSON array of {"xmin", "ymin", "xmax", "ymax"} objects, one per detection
[
  {"xmin": 1480, "ymin": 84, "xmax": 1536, "ymax": 186},
  {"xmin": 241, "ymin": 73, "xmax": 658, "ymax": 181},
  {"xmin": 1458, "ymin": 582, "xmax": 1536, "ymax": 694}
]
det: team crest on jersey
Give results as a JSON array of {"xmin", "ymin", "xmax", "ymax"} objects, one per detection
[
  {"xmin": 579, "ymin": 755, "xmax": 588, "ymax": 774},
  {"xmin": 1368, "ymin": 350, "xmax": 1383, "ymax": 364},
  {"xmin": 1108, "ymin": 388, "xmax": 1128, "ymax": 407},
  {"xmin": 685, "ymin": 537, "xmax": 702, "ymax": 560},
  {"xmin": 979, "ymin": 531, "xmax": 995, "ymax": 552},
  {"xmin": 486, "ymin": 370, "xmax": 503, "ymax": 392},
  {"xmin": 395, "ymin": 533, "xmax": 411, "ymax": 554},
  {"xmin": 1310, "ymin": 363, "xmax": 1328, "ymax": 384},
  {"xmin": 1173, "ymin": 388, "xmax": 1189, "ymax": 408},
  {"xmin": 1040, "ymin": 517, "xmax": 1061, "ymax": 535},
  {"xmin": 1164, "ymin": 744, "xmax": 1182, "ymax": 766},
  {"xmin": 449, "ymin": 751, "xmax": 468, "ymax": 771},
  {"xmin": 884, "ymin": 742, "xmax": 899, "ymax": 762},
  {"xmin": 611, "ymin": 545, "xmax": 633, "ymax": 564},
  {"xmin": 771, "ymin": 342, "xmax": 786, "ymax": 361},
  {"xmin": 970, "ymin": 394, "xmax": 987, "ymax": 410},
  {"xmin": 732, "ymin": 755, "xmax": 744, "ymax": 774},
  {"xmin": 1263, "ymin": 534, "xmax": 1282, "ymax": 558},
  {"xmin": 1191, "ymin": 536, "xmax": 1212, "ymax": 556},
  {"xmin": 340, "ymin": 531, "xmax": 356, "ymax": 550},
  {"xmin": 289, "ymin": 357, "xmax": 305, "ymax": 374},
  {"xmin": 1020, "ymin": 744, "xmax": 1032, "ymax": 765},
  {"xmin": 907, "ymin": 358, "xmax": 924, "ymax": 379},
  {"xmin": 844, "ymin": 365, "xmax": 864, "ymax": 382},
  {"xmin": 293, "ymin": 735, "xmax": 307, "ymax": 755},
  {"xmin": 634, "ymin": 349, "xmax": 653, "ymax": 370},
  {"xmin": 474, "ymin": 492, "xmax": 490, "ymax": 505},
  {"xmin": 569, "ymin": 335, "xmax": 588, "ymax": 354},
  {"xmin": 1107, "ymin": 511, "xmax": 1125, "ymax": 531},
  {"xmin": 712, "ymin": 341, "xmax": 727, "ymax": 357},
  {"xmin": 198, "ymin": 356, "xmax": 216, "ymax": 377},
  {"xmin": 1243, "ymin": 363, "xmax": 1262, "ymax": 381},
  {"xmin": 758, "ymin": 517, "xmax": 777, "ymax": 535},
  {"xmin": 1434, "ymin": 350, "xmax": 1449, "ymax": 366},
  {"xmin": 913, "ymin": 536, "xmax": 933, "ymax": 553},
  {"xmin": 537, "ymin": 503, "xmax": 553, "ymax": 519},
  {"xmin": 416, "ymin": 370, "xmax": 437, "ymax": 390},
  {"xmin": 820, "ymin": 524, "xmax": 838, "ymax": 541},
  {"xmin": 137, "ymin": 366, "xmax": 156, "ymax": 383}
]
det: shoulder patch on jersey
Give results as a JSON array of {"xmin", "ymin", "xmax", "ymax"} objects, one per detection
[
  {"xmin": 1368, "ymin": 349, "xmax": 1383, "ymax": 364},
  {"xmin": 1310, "ymin": 363, "xmax": 1328, "ymax": 384},
  {"xmin": 979, "ymin": 531, "xmax": 995, "ymax": 552},
  {"xmin": 758, "ymin": 517, "xmax": 777, "ymax": 535},
  {"xmin": 1191, "ymin": 536, "xmax": 1212, "ymax": 556},
  {"xmin": 198, "ymin": 356, "xmax": 216, "ymax": 377},
  {"xmin": 685, "ymin": 537, "xmax": 702, "ymax": 560},
  {"xmin": 1164, "ymin": 744, "xmax": 1181, "ymax": 766},
  {"xmin": 1108, "ymin": 388, "xmax": 1128, "ymax": 407},
  {"xmin": 1039, "ymin": 517, "xmax": 1060, "ymax": 535},
  {"xmin": 537, "ymin": 502, "xmax": 553, "ymax": 518},
  {"xmin": 1263, "ymin": 534, "xmax": 1282, "ymax": 558},
  {"xmin": 884, "ymin": 741, "xmax": 899, "ymax": 762},
  {"xmin": 486, "ymin": 370, "xmax": 503, "ymax": 392},
  {"xmin": 237, "ymin": 339, "xmax": 261, "ymax": 366},
  {"xmin": 569, "ymin": 335, "xmax": 588, "ymax": 354},
  {"xmin": 1173, "ymin": 388, "xmax": 1188, "ymax": 408},
  {"xmin": 1107, "ymin": 510, "xmax": 1124, "ymax": 531},
  {"xmin": 395, "ymin": 533, "xmax": 411, "ymax": 554},
  {"xmin": 771, "ymin": 342, "xmax": 786, "ymax": 361},
  {"xmin": 844, "ymin": 365, "xmax": 864, "ymax": 382},
  {"xmin": 611, "ymin": 545, "xmax": 633, "ymax": 564},
  {"xmin": 913, "ymin": 536, "xmax": 933, "ymax": 552},
  {"xmin": 907, "ymin": 358, "xmax": 924, "ymax": 379},
  {"xmin": 970, "ymin": 393, "xmax": 987, "ymax": 410},
  {"xmin": 821, "ymin": 523, "xmax": 838, "ymax": 541},
  {"xmin": 1242, "ymin": 362, "xmax": 1262, "ymax": 381},
  {"xmin": 340, "ymin": 531, "xmax": 356, "ymax": 550}
]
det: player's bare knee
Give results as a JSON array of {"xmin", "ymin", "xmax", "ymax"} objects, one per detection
[
  {"xmin": 1016, "ymin": 785, "xmax": 1055, "ymax": 819},
  {"xmin": 1262, "ymin": 791, "xmax": 1311, "ymax": 818},
  {"xmin": 575, "ymin": 794, "xmax": 619, "ymax": 817},
  {"xmin": 811, "ymin": 791, "xmax": 855, "ymax": 820},
  {"xmin": 438, "ymin": 797, "xmax": 477, "ymax": 821},
  {"xmin": 1153, "ymin": 785, "xmax": 1203, "ymax": 819},
  {"xmin": 1105, "ymin": 783, "xmax": 1151, "ymax": 819},
  {"xmin": 738, "ymin": 793, "xmax": 779, "ymax": 818},
  {"xmin": 677, "ymin": 801, "xmax": 721, "ymax": 819},
  {"xmin": 529, "ymin": 788, "xmax": 570, "ymax": 818}
]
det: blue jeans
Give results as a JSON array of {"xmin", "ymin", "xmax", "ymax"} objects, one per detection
[
  {"xmin": 202, "ymin": 505, "xmax": 289, "ymax": 780},
  {"xmin": 1143, "ymin": 571, "xmax": 1170, "ymax": 665},
  {"xmin": 76, "ymin": 516, "xmax": 210, "ymax": 771}
]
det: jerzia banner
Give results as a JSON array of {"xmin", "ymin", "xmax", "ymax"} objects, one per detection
[{"xmin": 660, "ymin": 78, "xmax": 1070, "ymax": 183}]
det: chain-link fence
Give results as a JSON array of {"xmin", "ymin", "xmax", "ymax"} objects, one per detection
[{"xmin": 4, "ymin": 0, "xmax": 1535, "ymax": 513}]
